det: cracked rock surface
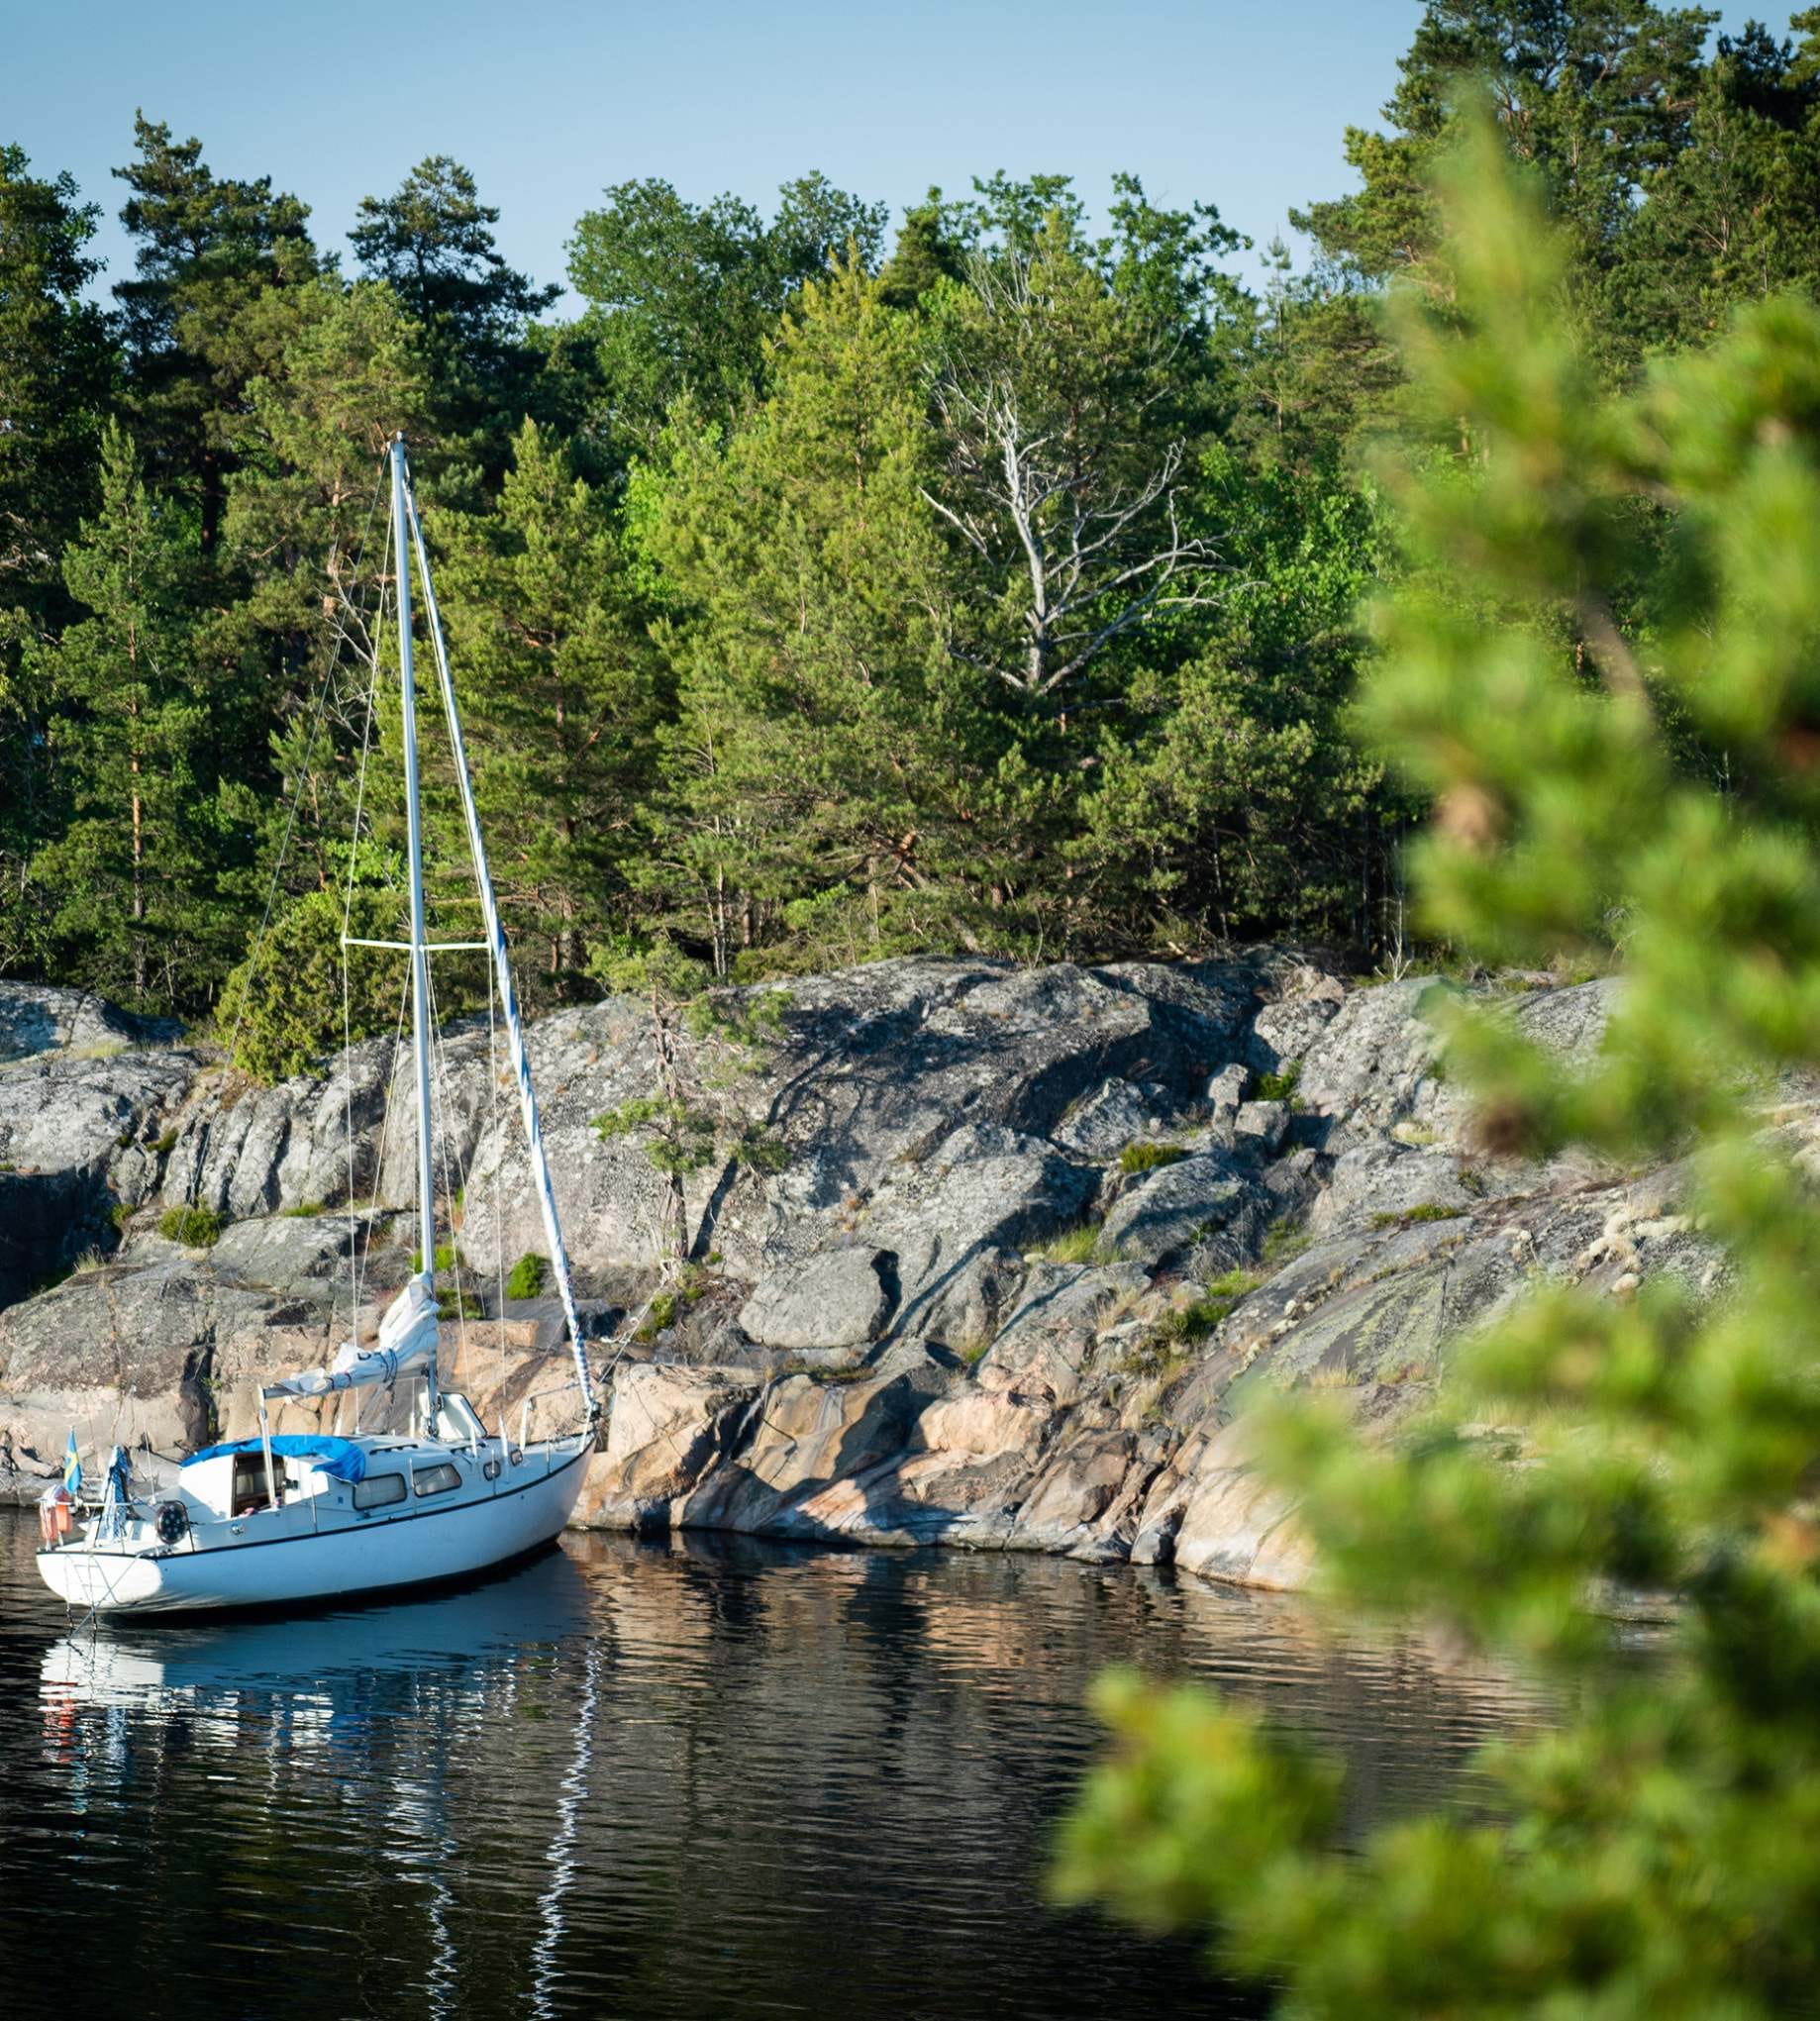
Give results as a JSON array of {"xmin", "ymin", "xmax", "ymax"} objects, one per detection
[{"xmin": 0, "ymin": 958, "xmax": 1743, "ymax": 1591}]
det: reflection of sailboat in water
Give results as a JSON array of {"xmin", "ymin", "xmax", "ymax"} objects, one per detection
[
  {"xmin": 38, "ymin": 1546, "xmax": 606, "ymax": 2015},
  {"xmin": 39, "ymin": 1546, "xmax": 594, "ymax": 1714}
]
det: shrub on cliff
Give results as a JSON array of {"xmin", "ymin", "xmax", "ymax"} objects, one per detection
[
  {"xmin": 158, "ymin": 1205, "xmax": 224, "ymax": 1247},
  {"xmin": 215, "ymin": 884, "xmax": 404, "ymax": 1083},
  {"xmin": 1057, "ymin": 127, "xmax": 1820, "ymax": 2015},
  {"xmin": 505, "ymin": 1252, "xmax": 547, "ymax": 1299}
]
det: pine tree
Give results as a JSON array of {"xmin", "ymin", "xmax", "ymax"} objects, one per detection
[
  {"xmin": 643, "ymin": 259, "xmax": 998, "ymax": 972},
  {"xmin": 1058, "ymin": 129, "xmax": 1820, "ymax": 2015},
  {"xmin": 432, "ymin": 418, "xmax": 658, "ymax": 996},
  {"xmin": 31, "ymin": 422, "xmax": 216, "ymax": 1006},
  {"xmin": 0, "ymin": 147, "xmax": 115, "ymax": 596},
  {"xmin": 350, "ymin": 156, "xmax": 559, "ymax": 473},
  {"xmin": 113, "ymin": 114, "xmax": 320, "ymax": 554},
  {"xmin": 0, "ymin": 147, "xmax": 120, "ymax": 974}
]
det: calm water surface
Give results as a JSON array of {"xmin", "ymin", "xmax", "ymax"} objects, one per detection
[{"xmin": 0, "ymin": 1513, "xmax": 1548, "ymax": 2017}]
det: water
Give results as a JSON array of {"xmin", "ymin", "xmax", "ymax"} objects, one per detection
[{"xmin": 0, "ymin": 1513, "xmax": 1546, "ymax": 2017}]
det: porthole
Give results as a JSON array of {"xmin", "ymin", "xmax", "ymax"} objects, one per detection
[{"xmin": 482, "ymin": 1458, "xmax": 501, "ymax": 1481}]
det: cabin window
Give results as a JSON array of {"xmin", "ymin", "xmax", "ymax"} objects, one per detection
[
  {"xmin": 353, "ymin": 1471, "xmax": 407, "ymax": 1510},
  {"xmin": 232, "ymin": 1453, "xmax": 280, "ymax": 1516},
  {"xmin": 413, "ymin": 1462, "xmax": 461, "ymax": 1499}
]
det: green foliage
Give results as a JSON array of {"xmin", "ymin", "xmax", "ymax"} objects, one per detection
[
  {"xmin": 109, "ymin": 1201, "xmax": 135, "ymax": 1233},
  {"xmin": 567, "ymin": 172, "xmax": 887, "ymax": 446},
  {"xmin": 433, "ymin": 419, "xmax": 660, "ymax": 995},
  {"xmin": 27, "ymin": 422, "xmax": 223, "ymax": 1009},
  {"xmin": 1059, "ymin": 122, "xmax": 1820, "ymax": 2016},
  {"xmin": 437, "ymin": 1286, "xmax": 484, "ymax": 1321},
  {"xmin": 158, "ymin": 1205, "xmax": 224, "ymax": 1247},
  {"xmin": 10, "ymin": 29, "xmax": 1820, "ymax": 1028},
  {"xmin": 280, "ymin": 1200, "xmax": 325, "ymax": 1218},
  {"xmin": 504, "ymin": 1252, "xmax": 548, "ymax": 1300},
  {"xmin": 1260, "ymin": 1212, "xmax": 1308, "ymax": 1261},
  {"xmin": 1368, "ymin": 1202, "xmax": 1465, "ymax": 1229},
  {"xmin": 215, "ymin": 882, "xmax": 403, "ymax": 1082},
  {"xmin": 409, "ymin": 1242, "xmax": 461, "ymax": 1273},
  {"xmin": 1252, "ymin": 1061, "xmax": 1301, "ymax": 1102},
  {"xmin": 636, "ymin": 1288, "xmax": 680, "ymax": 1340},
  {"xmin": 1030, "ymin": 1222, "xmax": 1102, "ymax": 1265},
  {"xmin": 1117, "ymin": 1140, "xmax": 1189, "ymax": 1176}
]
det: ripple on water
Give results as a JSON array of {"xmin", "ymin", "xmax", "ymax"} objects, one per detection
[{"xmin": 0, "ymin": 1513, "xmax": 1551, "ymax": 2018}]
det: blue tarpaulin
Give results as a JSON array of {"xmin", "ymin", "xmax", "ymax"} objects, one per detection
[{"xmin": 182, "ymin": 1435, "xmax": 368, "ymax": 1483}]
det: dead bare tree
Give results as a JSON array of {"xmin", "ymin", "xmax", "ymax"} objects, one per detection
[{"xmin": 922, "ymin": 250, "xmax": 1228, "ymax": 701}]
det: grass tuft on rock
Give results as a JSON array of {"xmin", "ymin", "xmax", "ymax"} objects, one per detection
[
  {"xmin": 1369, "ymin": 1203, "xmax": 1466, "ymax": 1230},
  {"xmin": 158, "ymin": 1205, "xmax": 225, "ymax": 1247},
  {"xmin": 1253, "ymin": 1061, "xmax": 1301, "ymax": 1103},
  {"xmin": 1118, "ymin": 1140, "xmax": 1189, "ymax": 1176},
  {"xmin": 1031, "ymin": 1221, "xmax": 1103, "ymax": 1265}
]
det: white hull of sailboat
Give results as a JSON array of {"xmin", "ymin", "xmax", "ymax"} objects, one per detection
[{"xmin": 38, "ymin": 1438, "xmax": 592, "ymax": 1617}]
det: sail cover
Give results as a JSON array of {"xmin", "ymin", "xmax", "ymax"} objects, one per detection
[
  {"xmin": 182, "ymin": 1435, "xmax": 368, "ymax": 1483},
  {"xmin": 258, "ymin": 1273, "xmax": 440, "ymax": 1402}
]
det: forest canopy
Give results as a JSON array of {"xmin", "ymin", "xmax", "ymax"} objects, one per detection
[{"xmin": 6, "ymin": 4, "xmax": 1820, "ymax": 1042}]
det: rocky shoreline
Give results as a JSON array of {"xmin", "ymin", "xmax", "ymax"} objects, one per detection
[{"xmin": 0, "ymin": 956, "xmax": 1725, "ymax": 1588}]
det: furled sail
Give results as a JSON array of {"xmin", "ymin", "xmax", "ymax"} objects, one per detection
[{"xmin": 259, "ymin": 1274, "xmax": 439, "ymax": 1401}]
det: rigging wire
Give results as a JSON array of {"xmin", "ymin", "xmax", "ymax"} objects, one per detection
[{"xmin": 343, "ymin": 493, "xmax": 393, "ymax": 1339}]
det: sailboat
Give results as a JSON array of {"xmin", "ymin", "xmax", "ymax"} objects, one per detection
[{"xmin": 37, "ymin": 437, "xmax": 598, "ymax": 1617}]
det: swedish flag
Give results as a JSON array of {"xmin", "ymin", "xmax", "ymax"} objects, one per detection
[{"xmin": 62, "ymin": 1429, "xmax": 80, "ymax": 1497}]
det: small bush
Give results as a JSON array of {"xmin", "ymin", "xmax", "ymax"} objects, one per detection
[
  {"xmin": 281, "ymin": 1200, "xmax": 326, "ymax": 1219},
  {"xmin": 437, "ymin": 1287, "xmax": 485, "ymax": 1321},
  {"xmin": 505, "ymin": 1252, "xmax": 549, "ymax": 1300},
  {"xmin": 110, "ymin": 1201, "xmax": 136, "ymax": 1233},
  {"xmin": 153, "ymin": 1129, "xmax": 177, "ymax": 1157},
  {"xmin": 1118, "ymin": 1141, "xmax": 1189, "ymax": 1176},
  {"xmin": 1253, "ymin": 1061, "xmax": 1302, "ymax": 1103},
  {"xmin": 635, "ymin": 1289, "xmax": 681, "ymax": 1341},
  {"xmin": 158, "ymin": 1205, "xmax": 225, "ymax": 1247},
  {"xmin": 215, "ymin": 884, "xmax": 403, "ymax": 1083},
  {"xmin": 409, "ymin": 1242, "xmax": 462, "ymax": 1273}
]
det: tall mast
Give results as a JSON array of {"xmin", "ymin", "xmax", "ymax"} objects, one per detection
[
  {"xmin": 390, "ymin": 435, "xmax": 441, "ymax": 1412},
  {"xmin": 400, "ymin": 466, "xmax": 594, "ymax": 1417}
]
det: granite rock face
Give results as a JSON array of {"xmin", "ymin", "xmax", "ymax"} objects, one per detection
[
  {"xmin": 0, "ymin": 987, "xmax": 202, "ymax": 1303},
  {"xmin": 0, "ymin": 958, "xmax": 1739, "ymax": 1596}
]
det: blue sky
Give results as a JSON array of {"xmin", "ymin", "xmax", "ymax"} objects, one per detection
[{"xmin": 9, "ymin": 1, "xmax": 1767, "ymax": 309}]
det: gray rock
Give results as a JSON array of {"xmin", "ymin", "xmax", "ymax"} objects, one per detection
[
  {"xmin": 209, "ymin": 1212, "xmax": 378, "ymax": 1293},
  {"xmin": 0, "ymin": 960, "xmax": 1746, "ymax": 1588},
  {"xmin": 738, "ymin": 1247, "xmax": 893, "ymax": 1351},
  {"xmin": 1206, "ymin": 1061, "xmax": 1248, "ymax": 1107},
  {"xmin": 1305, "ymin": 1143, "xmax": 1480, "ymax": 1236},
  {"xmin": 1052, "ymin": 1077, "xmax": 1158, "ymax": 1160},
  {"xmin": 1233, "ymin": 1100, "xmax": 1289, "ymax": 1155},
  {"xmin": 0, "ymin": 983, "xmax": 179, "ymax": 1064},
  {"xmin": 1098, "ymin": 1152, "xmax": 1261, "ymax": 1268},
  {"xmin": 0, "ymin": 1036, "xmax": 203, "ymax": 1303}
]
